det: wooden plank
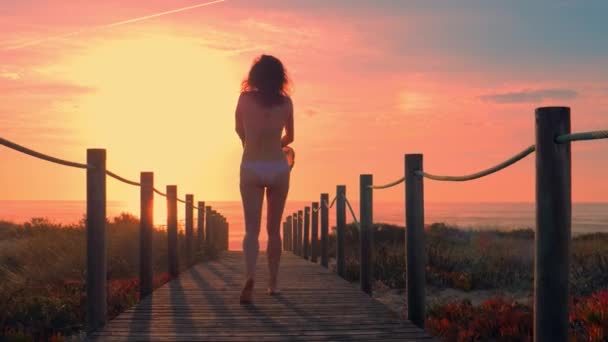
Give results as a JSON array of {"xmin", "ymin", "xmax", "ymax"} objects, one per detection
[{"xmin": 92, "ymin": 251, "xmax": 436, "ymax": 341}]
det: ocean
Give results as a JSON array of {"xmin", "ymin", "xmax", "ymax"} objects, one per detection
[{"xmin": 1, "ymin": 200, "xmax": 607, "ymax": 251}]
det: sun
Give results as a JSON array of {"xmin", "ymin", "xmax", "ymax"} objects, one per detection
[{"xmin": 45, "ymin": 33, "xmax": 245, "ymax": 218}]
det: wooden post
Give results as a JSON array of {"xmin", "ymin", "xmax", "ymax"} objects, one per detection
[
  {"xmin": 284, "ymin": 220, "xmax": 289, "ymax": 251},
  {"xmin": 303, "ymin": 206, "xmax": 310, "ymax": 260},
  {"xmin": 360, "ymin": 174, "xmax": 373, "ymax": 295},
  {"xmin": 225, "ymin": 218, "xmax": 229, "ymax": 251},
  {"xmin": 139, "ymin": 172, "xmax": 154, "ymax": 299},
  {"xmin": 86, "ymin": 149, "xmax": 106, "ymax": 333},
  {"xmin": 297, "ymin": 210, "xmax": 303, "ymax": 256},
  {"xmin": 292, "ymin": 213, "xmax": 298, "ymax": 255},
  {"xmin": 320, "ymin": 193, "xmax": 329, "ymax": 268},
  {"xmin": 283, "ymin": 218, "xmax": 288, "ymax": 251},
  {"xmin": 222, "ymin": 215, "xmax": 228, "ymax": 251},
  {"xmin": 287, "ymin": 215, "xmax": 293, "ymax": 252},
  {"xmin": 311, "ymin": 202, "xmax": 319, "ymax": 263},
  {"xmin": 197, "ymin": 201, "xmax": 205, "ymax": 252},
  {"xmin": 535, "ymin": 107, "xmax": 571, "ymax": 342},
  {"xmin": 205, "ymin": 206, "xmax": 212, "ymax": 247},
  {"xmin": 209, "ymin": 210, "xmax": 216, "ymax": 248},
  {"xmin": 283, "ymin": 221, "xmax": 287, "ymax": 251},
  {"xmin": 405, "ymin": 154, "xmax": 425, "ymax": 328},
  {"xmin": 185, "ymin": 194, "xmax": 194, "ymax": 262},
  {"xmin": 336, "ymin": 185, "xmax": 346, "ymax": 278},
  {"xmin": 167, "ymin": 185, "xmax": 179, "ymax": 278}
]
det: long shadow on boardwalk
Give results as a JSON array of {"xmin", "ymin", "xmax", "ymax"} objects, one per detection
[
  {"xmin": 126, "ymin": 293, "xmax": 152, "ymax": 339},
  {"xmin": 189, "ymin": 264, "xmax": 306, "ymax": 340},
  {"xmin": 169, "ymin": 275, "xmax": 200, "ymax": 336},
  {"xmin": 94, "ymin": 252, "xmax": 435, "ymax": 341}
]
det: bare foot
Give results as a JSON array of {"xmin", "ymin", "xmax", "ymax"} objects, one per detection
[{"xmin": 239, "ymin": 278, "xmax": 254, "ymax": 304}]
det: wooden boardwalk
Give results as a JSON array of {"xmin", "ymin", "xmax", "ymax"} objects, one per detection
[{"xmin": 91, "ymin": 251, "xmax": 435, "ymax": 341}]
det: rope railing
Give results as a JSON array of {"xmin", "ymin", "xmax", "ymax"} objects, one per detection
[
  {"xmin": 344, "ymin": 196, "xmax": 359, "ymax": 226},
  {"xmin": 556, "ymin": 130, "xmax": 608, "ymax": 143},
  {"xmin": 322, "ymin": 195, "xmax": 337, "ymax": 209},
  {"xmin": 369, "ymin": 176, "xmax": 405, "ymax": 189},
  {"xmin": 0, "ymin": 137, "xmax": 90, "ymax": 169},
  {"xmin": 106, "ymin": 170, "xmax": 141, "ymax": 187},
  {"xmin": 153, "ymin": 188, "xmax": 167, "ymax": 197},
  {"xmin": 417, "ymin": 144, "xmax": 536, "ymax": 182},
  {"xmin": 1, "ymin": 136, "xmax": 203, "ymax": 208},
  {"xmin": 284, "ymin": 109, "xmax": 608, "ymax": 336},
  {"xmin": 368, "ymin": 130, "xmax": 607, "ymax": 187}
]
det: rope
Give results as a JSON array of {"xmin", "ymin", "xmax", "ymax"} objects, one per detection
[
  {"xmin": 2, "ymin": 137, "xmax": 212, "ymax": 213},
  {"xmin": 419, "ymin": 145, "xmax": 536, "ymax": 182},
  {"xmin": 153, "ymin": 188, "xmax": 167, "ymax": 197},
  {"xmin": 105, "ymin": 170, "xmax": 141, "ymax": 187},
  {"xmin": 328, "ymin": 196, "xmax": 337, "ymax": 209},
  {"xmin": 556, "ymin": 130, "xmax": 608, "ymax": 143},
  {"xmin": 0, "ymin": 137, "xmax": 90, "ymax": 169},
  {"xmin": 344, "ymin": 196, "xmax": 359, "ymax": 226},
  {"xmin": 177, "ymin": 198, "xmax": 186, "ymax": 204},
  {"xmin": 369, "ymin": 176, "xmax": 405, "ymax": 189}
]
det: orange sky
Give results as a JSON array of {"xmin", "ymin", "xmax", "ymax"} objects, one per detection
[{"xmin": 1, "ymin": 0, "xmax": 607, "ymax": 207}]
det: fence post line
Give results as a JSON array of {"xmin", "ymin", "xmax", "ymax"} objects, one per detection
[
  {"xmin": 185, "ymin": 194, "xmax": 194, "ymax": 262},
  {"xmin": 216, "ymin": 212, "xmax": 221, "ymax": 249},
  {"xmin": 282, "ymin": 221, "xmax": 287, "ymax": 250},
  {"xmin": 292, "ymin": 213, "xmax": 298, "ymax": 255},
  {"xmin": 210, "ymin": 210, "xmax": 216, "ymax": 248},
  {"xmin": 224, "ymin": 216, "xmax": 227, "ymax": 250},
  {"xmin": 360, "ymin": 174, "xmax": 373, "ymax": 295},
  {"xmin": 288, "ymin": 215, "xmax": 291, "ymax": 253},
  {"xmin": 225, "ymin": 217, "xmax": 229, "ymax": 251},
  {"xmin": 297, "ymin": 210, "xmax": 304, "ymax": 256},
  {"xmin": 336, "ymin": 185, "xmax": 346, "ymax": 278},
  {"xmin": 197, "ymin": 201, "xmax": 205, "ymax": 252},
  {"xmin": 139, "ymin": 172, "xmax": 154, "ymax": 299},
  {"xmin": 405, "ymin": 154, "xmax": 425, "ymax": 328},
  {"xmin": 287, "ymin": 215, "xmax": 293, "ymax": 252},
  {"xmin": 292, "ymin": 213, "xmax": 297, "ymax": 255},
  {"xmin": 285, "ymin": 216, "xmax": 291, "ymax": 251},
  {"xmin": 303, "ymin": 206, "xmax": 310, "ymax": 260},
  {"xmin": 86, "ymin": 149, "xmax": 107, "ymax": 333},
  {"xmin": 205, "ymin": 206, "xmax": 212, "ymax": 247},
  {"xmin": 535, "ymin": 107, "xmax": 571, "ymax": 342},
  {"xmin": 311, "ymin": 202, "xmax": 319, "ymax": 263},
  {"xmin": 320, "ymin": 193, "xmax": 329, "ymax": 268},
  {"xmin": 167, "ymin": 185, "xmax": 179, "ymax": 278},
  {"xmin": 217, "ymin": 214, "xmax": 222, "ymax": 250}
]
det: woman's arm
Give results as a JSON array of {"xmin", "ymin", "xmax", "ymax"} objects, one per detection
[
  {"xmin": 281, "ymin": 98, "xmax": 294, "ymax": 147},
  {"xmin": 235, "ymin": 93, "xmax": 245, "ymax": 147}
]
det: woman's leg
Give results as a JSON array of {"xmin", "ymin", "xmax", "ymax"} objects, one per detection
[
  {"xmin": 265, "ymin": 169, "xmax": 290, "ymax": 292},
  {"xmin": 240, "ymin": 168, "xmax": 265, "ymax": 283}
]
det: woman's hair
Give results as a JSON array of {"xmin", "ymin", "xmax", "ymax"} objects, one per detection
[{"xmin": 241, "ymin": 54, "xmax": 290, "ymax": 106}]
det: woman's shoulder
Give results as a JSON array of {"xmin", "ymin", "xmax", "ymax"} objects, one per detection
[{"xmin": 240, "ymin": 91, "xmax": 292, "ymax": 107}]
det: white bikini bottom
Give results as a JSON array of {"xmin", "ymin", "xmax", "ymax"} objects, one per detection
[{"xmin": 240, "ymin": 159, "xmax": 290, "ymax": 186}]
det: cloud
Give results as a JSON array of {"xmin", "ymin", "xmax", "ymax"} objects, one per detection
[
  {"xmin": 0, "ymin": 80, "xmax": 92, "ymax": 96},
  {"xmin": 0, "ymin": 69, "xmax": 21, "ymax": 80},
  {"xmin": 480, "ymin": 88, "xmax": 578, "ymax": 103}
]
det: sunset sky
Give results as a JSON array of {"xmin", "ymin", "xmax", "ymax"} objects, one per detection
[{"xmin": 1, "ymin": 0, "xmax": 607, "ymax": 208}]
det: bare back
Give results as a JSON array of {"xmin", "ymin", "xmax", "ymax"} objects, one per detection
[{"xmin": 235, "ymin": 92, "xmax": 294, "ymax": 162}]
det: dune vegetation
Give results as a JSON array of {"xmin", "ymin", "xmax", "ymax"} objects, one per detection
[
  {"xmin": 0, "ymin": 214, "xmax": 219, "ymax": 341},
  {"xmin": 327, "ymin": 222, "xmax": 608, "ymax": 341}
]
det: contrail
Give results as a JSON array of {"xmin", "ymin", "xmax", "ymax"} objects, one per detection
[{"xmin": 5, "ymin": 0, "xmax": 226, "ymax": 51}]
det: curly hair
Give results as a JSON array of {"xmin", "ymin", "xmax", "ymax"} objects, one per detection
[{"xmin": 241, "ymin": 54, "xmax": 291, "ymax": 106}]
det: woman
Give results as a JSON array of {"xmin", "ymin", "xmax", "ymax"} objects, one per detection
[{"xmin": 235, "ymin": 55, "xmax": 294, "ymax": 304}]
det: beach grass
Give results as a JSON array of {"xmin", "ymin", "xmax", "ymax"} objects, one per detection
[
  {"xmin": 0, "ymin": 214, "xmax": 219, "ymax": 340},
  {"xmin": 326, "ymin": 222, "xmax": 608, "ymax": 341}
]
